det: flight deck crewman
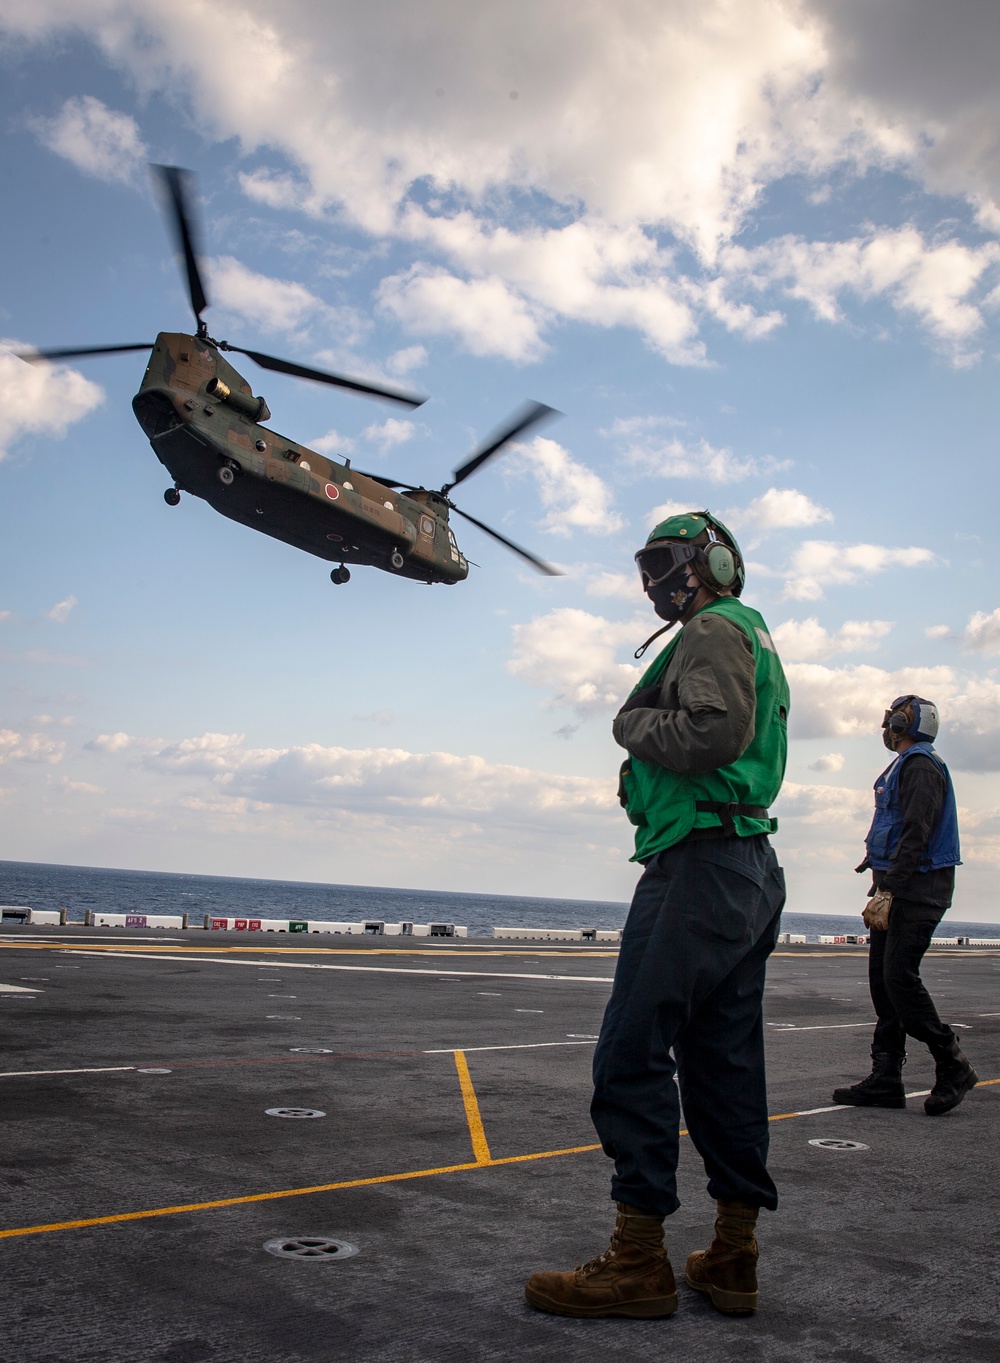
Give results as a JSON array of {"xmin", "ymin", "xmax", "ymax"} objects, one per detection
[
  {"xmin": 525, "ymin": 511, "xmax": 789, "ymax": 1322},
  {"xmin": 833, "ymin": 695, "xmax": 977, "ymax": 1115}
]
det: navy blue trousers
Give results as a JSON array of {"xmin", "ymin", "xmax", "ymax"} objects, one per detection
[{"xmin": 591, "ymin": 835, "xmax": 785, "ymax": 1218}]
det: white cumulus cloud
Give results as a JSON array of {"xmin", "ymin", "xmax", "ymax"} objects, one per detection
[
  {"xmin": 0, "ymin": 729, "xmax": 66, "ymax": 764},
  {"xmin": 0, "ymin": 342, "xmax": 104, "ymax": 461},
  {"xmin": 808, "ymin": 752, "xmax": 845, "ymax": 773},
  {"xmin": 45, "ymin": 595, "xmax": 78, "ymax": 624},
  {"xmin": 208, "ymin": 256, "xmax": 362, "ymax": 341},
  {"xmin": 507, "ymin": 607, "xmax": 643, "ymax": 714},
  {"xmin": 725, "ymin": 488, "xmax": 833, "ymax": 535},
  {"xmin": 310, "ymin": 428, "xmax": 356, "ymax": 457},
  {"xmin": 515, "ymin": 437, "xmax": 623, "ymax": 538},
  {"xmin": 961, "ymin": 608, "xmax": 1000, "ymax": 655},
  {"xmin": 32, "ymin": 95, "xmax": 146, "ymax": 183},
  {"xmin": 361, "ymin": 417, "xmax": 416, "ymax": 452},
  {"xmin": 781, "ymin": 540, "xmax": 935, "ymax": 600},
  {"xmin": 613, "ymin": 423, "xmax": 765, "ymax": 484},
  {"xmin": 378, "ymin": 267, "xmax": 547, "ymax": 363},
  {"xmin": 772, "ymin": 617, "xmax": 893, "ymax": 662},
  {"xmin": 5, "ymin": 3, "xmax": 1000, "ymax": 362},
  {"xmin": 721, "ymin": 226, "xmax": 1000, "ymax": 362},
  {"xmin": 774, "ymin": 779, "xmax": 871, "ymax": 826},
  {"xmin": 82, "ymin": 727, "xmax": 619, "ymax": 835}
]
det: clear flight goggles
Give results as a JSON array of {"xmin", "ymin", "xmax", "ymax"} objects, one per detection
[{"xmin": 634, "ymin": 541, "xmax": 698, "ymax": 588}]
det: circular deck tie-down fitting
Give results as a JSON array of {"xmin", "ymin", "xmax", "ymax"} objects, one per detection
[
  {"xmin": 263, "ymin": 1236, "xmax": 359, "ymax": 1261},
  {"xmin": 265, "ymin": 1107, "xmax": 326, "ymax": 1119},
  {"xmin": 808, "ymin": 1138, "xmax": 869, "ymax": 1151}
]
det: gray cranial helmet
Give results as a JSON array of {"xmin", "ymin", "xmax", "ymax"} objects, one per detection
[{"xmin": 884, "ymin": 695, "xmax": 939, "ymax": 744}]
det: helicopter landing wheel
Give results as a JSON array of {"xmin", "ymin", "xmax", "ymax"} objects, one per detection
[
  {"xmin": 390, "ymin": 549, "xmax": 404, "ymax": 570},
  {"xmin": 163, "ymin": 487, "xmax": 181, "ymax": 506},
  {"xmin": 330, "ymin": 566, "xmax": 351, "ymax": 585},
  {"xmin": 217, "ymin": 464, "xmax": 236, "ymax": 486}
]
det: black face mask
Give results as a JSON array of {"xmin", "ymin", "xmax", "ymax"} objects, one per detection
[{"xmin": 647, "ymin": 569, "xmax": 700, "ymax": 622}]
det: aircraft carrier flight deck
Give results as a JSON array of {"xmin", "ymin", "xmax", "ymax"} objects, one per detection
[{"xmin": 1, "ymin": 925, "xmax": 997, "ymax": 1362}]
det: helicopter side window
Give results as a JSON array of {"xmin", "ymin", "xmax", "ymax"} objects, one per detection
[{"xmin": 420, "ymin": 516, "xmax": 435, "ymax": 537}]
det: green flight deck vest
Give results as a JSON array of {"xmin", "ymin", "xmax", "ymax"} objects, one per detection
[{"xmin": 618, "ymin": 597, "xmax": 789, "ymax": 863}]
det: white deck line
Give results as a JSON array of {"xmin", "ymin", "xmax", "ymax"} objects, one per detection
[
  {"xmin": 60, "ymin": 950, "xmax": 616, "ymax": 984},
  {"xmin": 0, "ymin": 1066, "xmax": 137, "ymax": 1078},
  {"xmin": 0, "ymin": 1041, "xmax": 597, "ymax": 1079},
  {"xmin": 424, "ymin": 1041, "xmax": 595, "ymax": 1054}
]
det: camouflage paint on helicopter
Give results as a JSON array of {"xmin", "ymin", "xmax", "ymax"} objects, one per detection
[
  {"xmin": 134, "ymin": 333, "xmax": 471, "ymax": 585},
  {"xmin": 24, "ymin": 166, "xmax": 561, "ymax": 587}
]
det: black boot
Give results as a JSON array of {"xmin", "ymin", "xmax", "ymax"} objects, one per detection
[
  {"xmin": 924, "ymin": 1038, "xmax": 978, "ymax": 1116},
  {"xmin": 832, "ymin": 1052, "xmax": 906, "ymax": 1108}
]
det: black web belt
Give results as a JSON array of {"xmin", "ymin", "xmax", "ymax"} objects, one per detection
[{"xmin": 694, "ymin": 800, "xmax": 770, "ymax": 838}]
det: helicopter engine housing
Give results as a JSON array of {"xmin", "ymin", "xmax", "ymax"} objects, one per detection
[{"xmin": 205, "ymin": 376, "xmax": 271, "ymax": 423}]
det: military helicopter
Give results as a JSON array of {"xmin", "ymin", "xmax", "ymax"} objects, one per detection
[{"xmin": 22, "ymin": 166, "xmax": 561, "ymax": 585}]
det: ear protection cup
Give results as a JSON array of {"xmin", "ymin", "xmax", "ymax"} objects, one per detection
[
  {"xmin": 703, "ymin": 541, "xmax": 737, "ymax": 589},
  {"xmin": 884, "ymin": 695, "xmax": 939, "ymax": 743}
]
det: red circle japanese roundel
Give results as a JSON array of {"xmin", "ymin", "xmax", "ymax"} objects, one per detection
[{"xmin": 324, "ymin": 483, "xmax": 339, "ymax": 500}]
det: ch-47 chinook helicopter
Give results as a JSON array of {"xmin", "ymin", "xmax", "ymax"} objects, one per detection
[{"xmin": 22, "ymin": 166, "xmax": 561, "ymax": 586}]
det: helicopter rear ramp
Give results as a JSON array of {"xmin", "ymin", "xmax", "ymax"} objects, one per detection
[{"xmin": 0, "ymin": 926, "xmax": 996, "ymax": 1361}]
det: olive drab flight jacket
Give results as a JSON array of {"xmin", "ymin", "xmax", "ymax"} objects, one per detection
[{"xmin": 616, "ymin": 597, "xmax": 790, "ymax": 863}]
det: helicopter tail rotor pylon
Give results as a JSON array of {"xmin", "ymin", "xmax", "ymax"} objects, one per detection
[{"xmin": 356, "ymin": 400, "xmax": 564, "ymax": 576}]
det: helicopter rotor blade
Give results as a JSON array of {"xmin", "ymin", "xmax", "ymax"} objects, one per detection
[
  {"xmin": 443, "ymin": 400, "xmax": 561, "ymax": 493},
  {"xmin": 152, "ymin": 164, "xmax": 210, "ymax": 327},
  {"xmin": 17, "ymin": 343, "xmax": 155, "ymax": 364},
  {"xmin": 224, "ymin": 346, "xmax": 427, "ymax": 409},
  {"xmin": 449, "ymin": 504, "xmax": 562, "ymax": 576}
]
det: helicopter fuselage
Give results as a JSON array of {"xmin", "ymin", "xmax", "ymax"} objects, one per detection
[{"xmin": 132, "ymin": 333, "xmax": 468, "ymax": 585}]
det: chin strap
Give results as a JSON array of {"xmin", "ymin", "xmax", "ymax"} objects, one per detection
[{"xmin": 634, "ymin": 622, "xmax": 676, "ymax": 660}]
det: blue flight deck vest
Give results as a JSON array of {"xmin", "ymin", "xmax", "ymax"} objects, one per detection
[{"xmin": 864, "ymin": 742, "xmax": 961, "ymax": 872}]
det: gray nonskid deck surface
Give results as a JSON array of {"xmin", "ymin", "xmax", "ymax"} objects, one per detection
[{"xmin": 0, "ymin": 926, "xmax": 997, "ymax": 1362}]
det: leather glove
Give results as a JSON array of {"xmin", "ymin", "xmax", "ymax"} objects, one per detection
[
  {"xmin": 862, "ymin": 888, "xmax": 893, "ymax": 932},
  {"xmin": 616, "ymin": 682, "xmax": 662, "ymax": 717}
]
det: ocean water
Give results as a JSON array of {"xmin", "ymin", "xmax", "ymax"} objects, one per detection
[{"xmin": 2, "ymin": 859, "xmax": 998, "ymax": 942}]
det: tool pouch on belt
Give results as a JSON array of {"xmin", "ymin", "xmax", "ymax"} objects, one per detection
[{"xmin": 862, "ymin": 888, "xmax": 893, "ymax": 931}]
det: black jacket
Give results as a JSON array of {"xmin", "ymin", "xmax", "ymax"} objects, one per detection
[{"xmin": 868, "ymin": 752, "xmax": 955, "ymax": 908}]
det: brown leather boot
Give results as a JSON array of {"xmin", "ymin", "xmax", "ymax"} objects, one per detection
[
  {"xmin": 684, "ymin": 1199, "xmax": 759, "ymax": 1315},
  {"xmin": 525, "ymin": 1202, "xmax": 678, "ymax": 1318}
]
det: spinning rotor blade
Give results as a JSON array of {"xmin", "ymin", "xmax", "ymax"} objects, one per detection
[
  {"xmin": 152, "ymin": 164, "xmax": 210, "ymax": 326},
  {"xmin": 152, "ymin": 164, "xmax": 425, "ymax": 406},
  {"xmin": 18, "ymin": 343, "xmax": 154, "ymax": 363},
  {"xmin": 445, "ymin": 400, "xmax": 560, "ymax": 492},
  {"xmin": 224, "ymin": 346, "xmax": 427, "ymax": 409},
  {"xmin": 449, "ymin": 504, "xmax": 562, "ymax": 577}
]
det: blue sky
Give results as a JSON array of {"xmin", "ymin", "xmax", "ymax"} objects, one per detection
[{"xmin": 2, "ymin": 1, "xmax": 1000, "ymax": 919}]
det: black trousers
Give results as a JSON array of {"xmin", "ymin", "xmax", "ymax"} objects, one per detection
[
  {"xmin": 591, "ymin": 835, "xmax": 785, "ymax": 1219},
  {"xmin": 869, "ymin": 897, "xmax": 954, "ymax": 1056}
]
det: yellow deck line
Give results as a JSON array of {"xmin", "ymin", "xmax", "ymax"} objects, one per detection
[
  {"xmin": 3, "ymin": 1080, "xmax": 994, "ymax": 1243},
  {"xmin": 454, "ymin": 1050, "xmax": 492, "ymax": 1164}
]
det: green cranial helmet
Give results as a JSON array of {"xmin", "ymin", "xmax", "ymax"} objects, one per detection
[{"xmin": 641, "ymin": 510, "xmax": 745, "ymax": 596}]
